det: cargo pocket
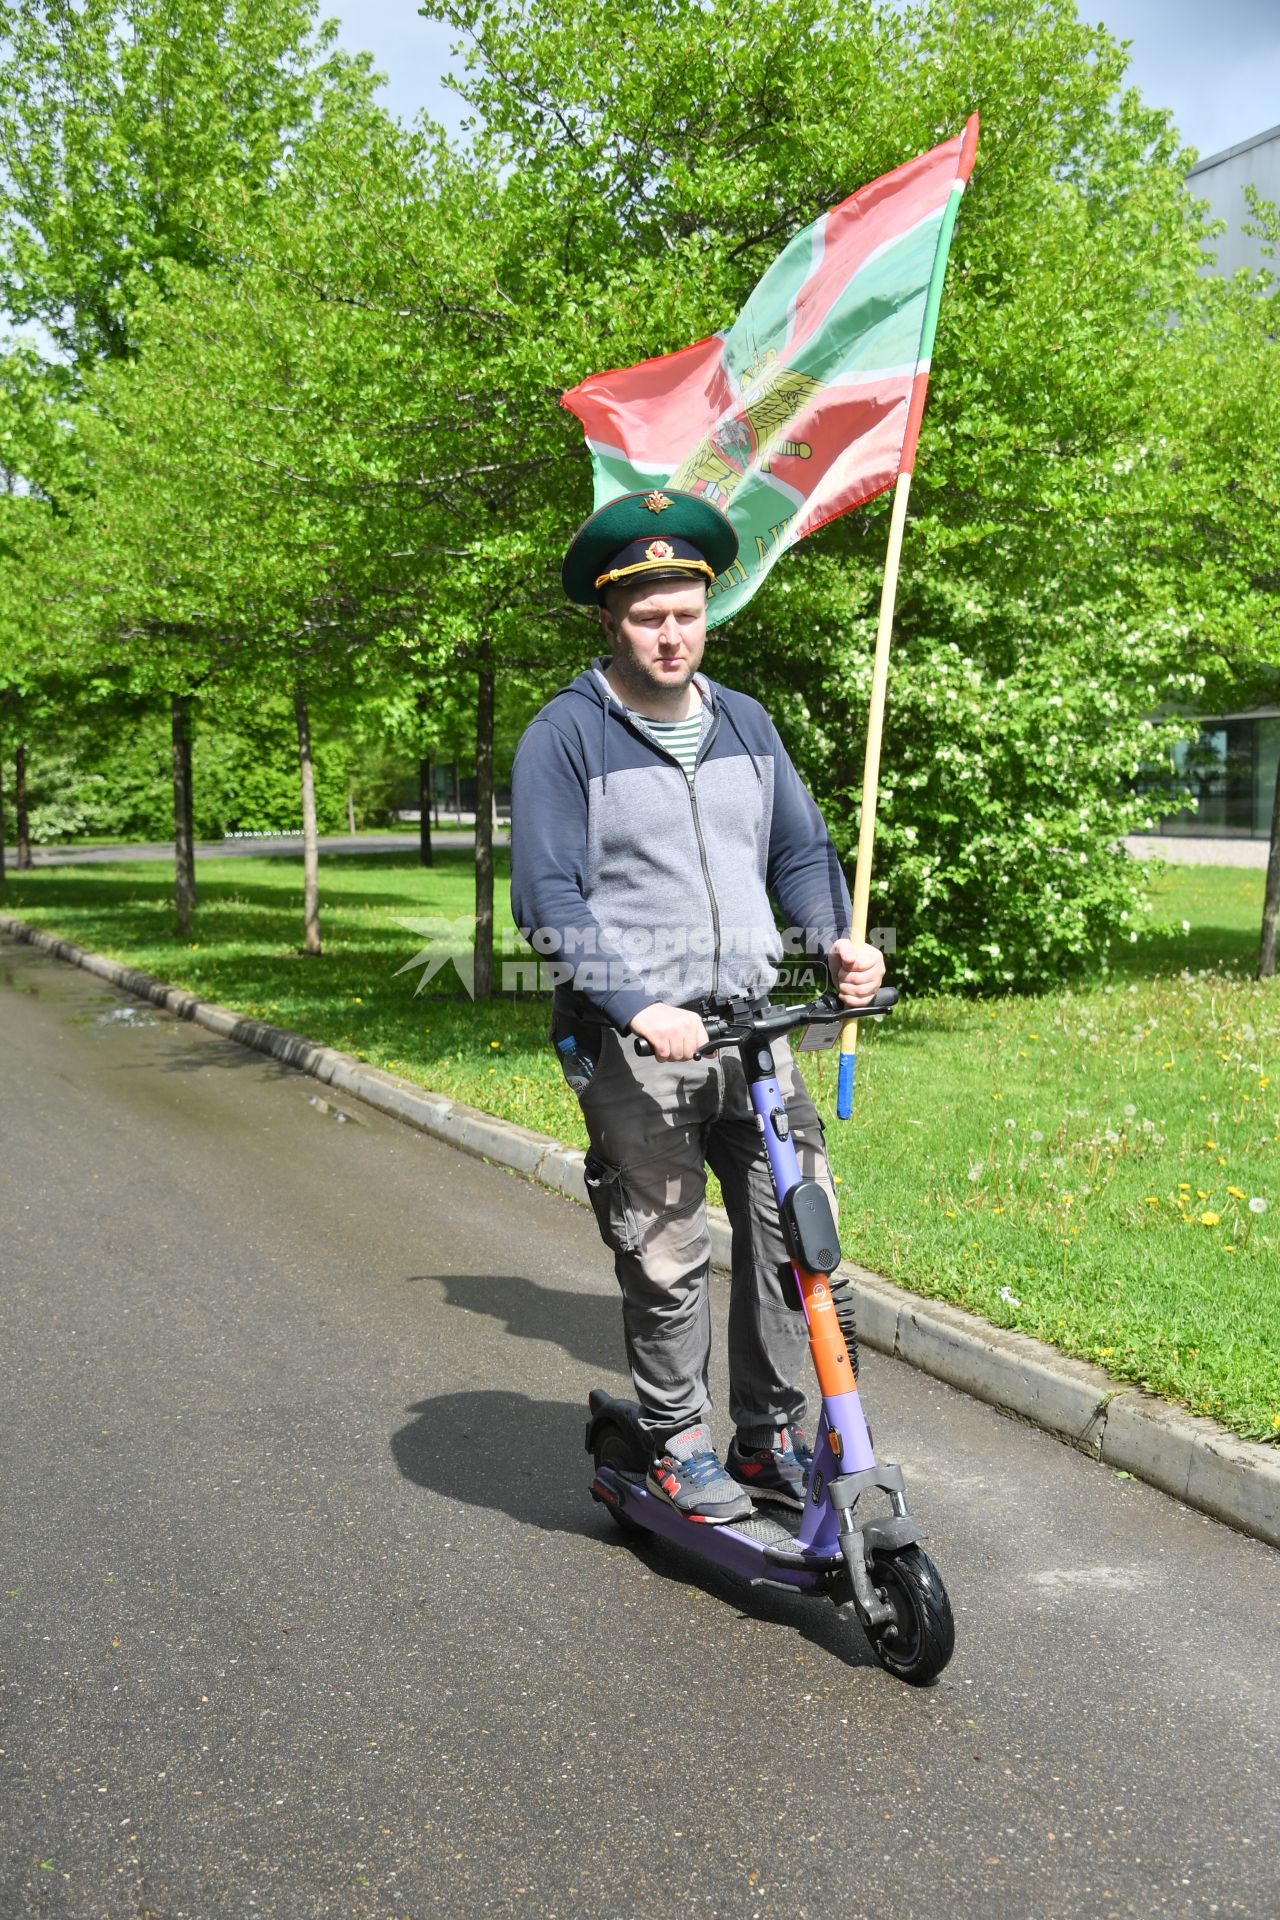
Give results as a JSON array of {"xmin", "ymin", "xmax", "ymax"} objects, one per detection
[{"xmin": 583, "ymin": 1150, "xmax": 641, "ymax": 1255}]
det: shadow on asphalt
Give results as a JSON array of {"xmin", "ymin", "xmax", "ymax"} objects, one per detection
[
  {"xmin": 408, "ymin": 1270, "xmax": 623, "ymax": 1373},
  {"xmin": 390, "ymin": 1383, "xmax": 879, "ymax": 1673}
]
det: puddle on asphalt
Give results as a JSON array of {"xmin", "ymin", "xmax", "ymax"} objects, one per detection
[
  {"xmin": 306, "ymin": 1092, "xmax": 360, "ymax": 1126},
  {"xmin": 93, "ymin": 1004, "xmax": 158, "ymax": 1028}
]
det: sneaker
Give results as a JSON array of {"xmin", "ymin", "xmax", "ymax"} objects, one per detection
[
  {"xmin": 646, "ymin": 1422, "xmax": 754, "ymax": 1523},
  {"xmin": 726, "ymin": 1426, "xmax": 814, "ymax": 1510}
]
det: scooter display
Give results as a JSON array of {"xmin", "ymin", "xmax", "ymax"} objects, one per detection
[{"xmin": 585, "ymin": 986, "xmax": 954, "ymax": 1686}]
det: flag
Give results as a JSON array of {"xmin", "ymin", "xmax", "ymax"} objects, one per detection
[{"xmin": 562, "ymin": 116, "xmax": 979, "ymax": 625}]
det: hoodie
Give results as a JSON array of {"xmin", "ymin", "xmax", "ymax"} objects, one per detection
[{"xmin": 510, "ymin": 660, "xmax": 852, "ymax": 1030}]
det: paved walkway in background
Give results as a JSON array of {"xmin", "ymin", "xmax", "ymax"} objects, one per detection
[
  {"xmin": 15, "ymin": 826, "xmax": 508, "ymax": 867},
  {"xmin": 10, "ymin": 828, "xmax": 1264, "ymax": 870},
  {"xmin": 3, "ymin": 935, "xmax": 1278, "ymax": 1920},
  {"xmin": 1125, "ymin": 834, "xmax": 1270, "ymax": 868}
]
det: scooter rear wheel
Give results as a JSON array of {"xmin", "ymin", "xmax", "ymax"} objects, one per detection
[
  {"xmin": 592, "ymin": 1425, "xmax": 643, "ymax": 1534},
  {"xmin": 865, "ymin": 1546, "xmax": 955, "ymax": 1685}
]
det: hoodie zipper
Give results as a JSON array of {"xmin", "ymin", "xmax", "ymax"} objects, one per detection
[
  {"xmin": 607, "ymin": 684, "xmax": 725, "ymax": 1003},
  {"xmin": 688, "ymin": 710, "xmax": 723, "ymax": 1000}
]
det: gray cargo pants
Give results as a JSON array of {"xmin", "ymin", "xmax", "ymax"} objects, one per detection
[{"xmin": 552, "ymin": 1008, "xmax": 837, "ymax": 1449}]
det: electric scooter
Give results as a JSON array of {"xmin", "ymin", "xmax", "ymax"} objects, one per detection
[{"xmin": 585, "ymin": 986, "xmax": 955, "ymax": 1687}]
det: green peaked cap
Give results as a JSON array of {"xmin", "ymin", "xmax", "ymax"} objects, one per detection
[{"xmin": 562, "ymin": 488, "xmax": 738, "ymax": 605}]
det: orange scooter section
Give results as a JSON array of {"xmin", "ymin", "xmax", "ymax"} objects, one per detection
[{"xmin": 796, "ymin": 1267, "xmax": 858, "ymax": 1398}]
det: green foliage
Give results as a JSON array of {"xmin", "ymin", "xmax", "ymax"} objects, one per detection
[
  {"xmin": 19, "ymin": 696, "xmax": 360, "ymax": 842},
  {"xmin": 0, "ymin": 0, "xmax": 376, "ymax": 367},
  {"xmin": 0, "ymin": 0, "xmax": 1251, "ymax": 988},
  {"xmin": 424, "ymin": 0, "xmax": 1216, "ymax": 989}
]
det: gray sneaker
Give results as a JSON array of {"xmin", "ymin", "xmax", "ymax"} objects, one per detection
[{"xmin": 646, "ymin": 1422, "xmax": 754, "ymax": 1523}]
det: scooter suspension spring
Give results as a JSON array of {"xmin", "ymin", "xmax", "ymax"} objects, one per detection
[{"xmin": 828, "ymin": 1276, "xmax": 860, "ymax": 1380}]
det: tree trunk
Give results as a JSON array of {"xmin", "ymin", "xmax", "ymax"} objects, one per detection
[
  {"xmin": 1257, "ymin": 753, "xmax": 1280, "ymax": 980},
  {"xmin": 171, "ymin": 694, "xmax": 197, "ymax": 937},
  {"xmin": 346, "ymin": 787, "xmax": 356, "ymax": 835},
  {"xmin": 15, "ymin": 743, "xmax": 32, "ymax": 869},
  {"xmin": 294, "ymin": 679, "xmax": 322, "ymax": 956},
  {"xmin": 474, "ymin": 650, "xmax": 495, "ymax": 999},
  {"xmin": 0, "ymin": 754, "xmax": 7, "ymax": 896},
  {"xmin": 417, "ymin": 689, "xmax": 433, "ymax": 868}
]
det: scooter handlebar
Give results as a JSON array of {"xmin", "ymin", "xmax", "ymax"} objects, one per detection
[{"xmin": 631, "ymin": 985, "xmax": 898, "ymax": 1058}]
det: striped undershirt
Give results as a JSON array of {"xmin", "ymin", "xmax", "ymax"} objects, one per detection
[{"xmin": 626, "ymin": 706, "xmax": 704, "ymax": 783}]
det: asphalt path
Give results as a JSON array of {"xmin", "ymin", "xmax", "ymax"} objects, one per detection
[
  {"xmin": 19, "ymin": 830, "xmax": 506, "ymax": 867},
  {"xmin": 2, "ymin": 937, "xmax": 1278, "ymax": 1920}
]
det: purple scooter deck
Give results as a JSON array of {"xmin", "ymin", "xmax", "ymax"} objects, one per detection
[{"xmin": 593, "ymin": 1469, "xmax": 842, "ymax": 1591}]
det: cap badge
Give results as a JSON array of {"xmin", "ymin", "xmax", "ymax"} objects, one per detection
[
  {"xmin": 645, "ymin": 538, "xmax": 675, "ymax": 561},
  {"xmin": 643, "ymin": 490, "xmax": 673, "ymax": 513}
]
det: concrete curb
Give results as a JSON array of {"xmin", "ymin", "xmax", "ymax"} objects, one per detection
[{"xmin": 5, "ymin": 909, "xmax": 1278, "ymax": 1553}]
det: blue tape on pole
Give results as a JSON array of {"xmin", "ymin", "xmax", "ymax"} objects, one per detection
[{"xmin": 836, "ymin": 1050, "xmax": 856, "ymax": 1120}]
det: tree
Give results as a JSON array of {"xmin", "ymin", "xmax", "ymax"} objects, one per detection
[
  {"xmin": 0, "ymin": 0, "xmax": 377, "ymax": 928},
  {"xmin": 0, "ymin": 0, "xmax": 375, "ymax": 368}
]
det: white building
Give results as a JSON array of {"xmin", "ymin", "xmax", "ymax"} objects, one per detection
[{"xmin": 1159, "ymin": 127, "xmax": 1279, "ymax": 840}]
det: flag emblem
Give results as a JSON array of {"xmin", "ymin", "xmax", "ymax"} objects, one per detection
[{"xmin": 645, "ymin": 538, "xmax": 675, "ymax": 560}]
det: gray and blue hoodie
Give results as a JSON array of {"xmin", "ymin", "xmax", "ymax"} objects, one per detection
[{"xmin": 510, "ymin": 660, "xmax": 852, "ymax": 1030}]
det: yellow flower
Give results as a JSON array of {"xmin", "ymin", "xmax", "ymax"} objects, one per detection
[
  {"xmin": 1228, "ymin": 1186, "xmax": 1245, "ymax": 1199},
  {"xmin": 1062, "ymin": 1193, "xmax": 1074, "ymax": 1207},
  {"xmin": 1178, "ymin": 1183, "xmax": 1191, "ymax": 1192},
  {"xmin": 1261, "ymin": 1076, "xmax": 1271, "ymax": 1090},
  {"xmin": 1203, "ymin": 1140, "xmax": 1217, "ymax": 1150},
  {"xmin": 1199, "ymin": 1211, "xmax": 1220, "ymax": 1227},
  {"xmin": 1145, "ymin": 1197, "xmax": 1160, "ymax": 1206},
  {"xmin": 490, "ymin": 1040, "xmax": 501, "ymax": 1049},
  {"xmin": 1196, "ymin": 1189, "xmax": 1208, "ymax": 1200},
  {"xmin": 994, "ymin": 1205, "xmax": 1005, "ymax": 1214}
]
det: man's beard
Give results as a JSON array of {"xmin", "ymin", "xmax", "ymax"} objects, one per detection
[{"xmin": 611, "ymin": 647, "xmax": 701, "ymax": 703}]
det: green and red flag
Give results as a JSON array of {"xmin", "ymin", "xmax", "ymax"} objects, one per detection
[{"xmin": 562, "ymin": 116, "xmax": 979, "ymax": 625}]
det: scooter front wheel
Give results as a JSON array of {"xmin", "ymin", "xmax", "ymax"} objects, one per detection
[{"xmin": 865, "ymin": 1546, "xmax": 955, "ymax": 1686}]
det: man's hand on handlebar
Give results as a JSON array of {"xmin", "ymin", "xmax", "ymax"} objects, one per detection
[
  {"xmin": 628, "ymin": 1003, "xmax": 710, "ymax": 1062},
  {"xmin": 829, "ymin": 937, "xmax": 887, "ymax": 1008}
]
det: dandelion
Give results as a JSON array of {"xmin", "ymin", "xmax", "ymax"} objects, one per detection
[
  {"xmin": 1030, "ymin": 1129, "xmax": 1044, "ymax": 1143},
  {"xmin": 1204, "ymin": 1140, "xmax": 1217, "ymax": 1151},
  {"xmin": 1199, "ymin": 1212, "xmax": 1220, "ymax": 1227},
  {"xmin": 490, "ymin": 1040, "xmax": 501, "ymax": 1049},
  {"xmin": 1227, "ymin": 1187, "xmax": 1245, "ymax": 1200},
  {"xmin": 1249, "ymin": 1197, "xmax": 1268, "ymax": 1215},
  {"xmin": 1145, "ymin": 1196, "xmax": 1160, "ymax": 1206},
  {"xmin": 1062, "ymin": 1193, "xmax": 1074, "ymax": 1207},
  {"xmin": 968, "ymin": 1162, "xmax": 983, "ymax": 1182}
]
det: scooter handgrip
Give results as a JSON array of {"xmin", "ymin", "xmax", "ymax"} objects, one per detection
[
  {"xmin": 836, "ymin": 1049, "xmax": 855, "ymax": 1119},
  {"xmin": 633, "ymin": 1036, "xmax": 653, "ymax": 1057}
]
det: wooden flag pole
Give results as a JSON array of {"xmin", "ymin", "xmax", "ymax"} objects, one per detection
[{"xmin": 836, "ymin": 467, "xmax": 912, "ymax": 1120}]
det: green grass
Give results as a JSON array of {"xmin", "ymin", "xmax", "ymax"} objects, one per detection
[{"xmin": 3, "ymin": 851, "xmax": 1277, "ymax": 1444}]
